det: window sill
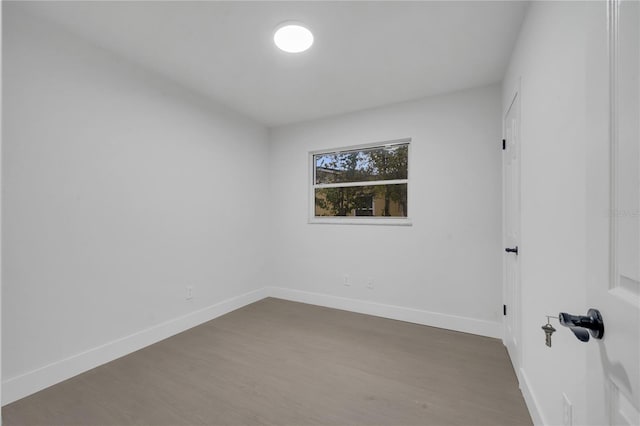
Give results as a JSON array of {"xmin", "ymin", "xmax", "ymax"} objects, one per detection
[{"xmin": 308, "ymin": 217, "xmax": 413, "ymax": 226}]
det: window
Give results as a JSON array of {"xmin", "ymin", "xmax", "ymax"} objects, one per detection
[
  {"xmin": 354, "ymin": 195, "xmax": 374, "ymax": 216},
  {"xmin": 310, "ymin": 139, "xmax": 410, "ymax": 225}
]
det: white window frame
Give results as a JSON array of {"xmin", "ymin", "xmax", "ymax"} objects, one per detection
[{"xmin": 309, "ymin": 138, "xmax": 412, "ymax": 226}]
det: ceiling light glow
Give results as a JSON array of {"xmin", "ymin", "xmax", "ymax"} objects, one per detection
[{"xmin": 274, "ymin": 24, "xmax": 314, "ymax": 53}]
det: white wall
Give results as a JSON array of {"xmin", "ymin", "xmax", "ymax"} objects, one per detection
[
  {"xmin": 268, "ymin": 85, "xmax": 503, "ymax": 337},
  {"xmin": 2, "ymin": 7, "xmax": 269, "ymax": 404},
  {"xmin": 502, "ymin": 2, "xmax": 597, "ymax": 425}
]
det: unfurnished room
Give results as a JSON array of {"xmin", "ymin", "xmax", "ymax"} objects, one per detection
[{"xmin": 1, "ymin": 1, "xmax": 639, "ymax": 425}]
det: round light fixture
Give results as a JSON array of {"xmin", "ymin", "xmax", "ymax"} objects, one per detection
[{"xmin": 273, "ymin": 23, "xmax": 314, "ymax": 53}]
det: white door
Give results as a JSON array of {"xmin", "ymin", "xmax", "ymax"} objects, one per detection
[
  {"xmin": 585, "ymin": 0, "xmax": 640, "ymax": 424},
  {"xmin": 503, "ymin": 91, "xmax": 521, "ymax": 372}
]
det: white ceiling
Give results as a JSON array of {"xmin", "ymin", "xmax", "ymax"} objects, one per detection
[{"xmin": 15, "ymin": 1, "xmax": 528, "ymax": 127}]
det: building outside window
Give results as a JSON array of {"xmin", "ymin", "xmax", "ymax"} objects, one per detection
[{"xmin": 310, "ymin": 139, "xmax": 410, "ymax": 225}]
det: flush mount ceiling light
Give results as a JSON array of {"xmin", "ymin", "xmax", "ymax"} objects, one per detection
[{"xmin": 273, "ymin": 23, "xmax": 314, "ymax": 53}]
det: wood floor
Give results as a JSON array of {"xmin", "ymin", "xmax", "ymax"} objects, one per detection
[{"xmin": 3, "ymin": 298, "xmax": 532, "ymax": 426}]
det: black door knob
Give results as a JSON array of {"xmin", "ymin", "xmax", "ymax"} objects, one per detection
[
  {"xmin": 558, "ymin": 308, "xmax": 604, "ymax": 342},
  {"xmin": 505, "ymin": 246, "xmax": 519, "ymax": 255}
]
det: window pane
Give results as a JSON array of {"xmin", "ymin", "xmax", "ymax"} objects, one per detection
[
  {"xmin": 314, "ymin": 184, "xmax": 407, "ymax": 217},
  {"xmin": 314, "ymin": 144, "xmax": 408, "ymax": 184}
]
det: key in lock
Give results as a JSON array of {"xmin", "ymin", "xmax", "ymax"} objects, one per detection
[{"xmin": 541, "ymin": 320, "xmax": 556, "ymax": 347}]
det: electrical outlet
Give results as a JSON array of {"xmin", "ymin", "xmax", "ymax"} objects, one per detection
[
  {"xmin": 186, "ymin": 286, "xmax": 194, "ymax": 300},
  {"xmin": 562, "ymin": 393, "xmax": 573, "ymax": 426},
  {"xmin": 343, "ymin": 275, "xmax": 351, "ymax": 286},
  {"xmin": 366, "ymin": 278, "xmax": 374, "ymax": 289}
]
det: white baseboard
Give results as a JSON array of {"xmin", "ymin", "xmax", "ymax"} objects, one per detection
[
  {"xmin": 267, "ymin": 287, "xmax": 502, "ymax": 339},
  {"xmin": 519, "ymin": 367, "xmax": 545, "ymax": 426},
  {"xmin": 1, "ymin": 287, "xmax": 269, "ymax": 406},
  {"xmin": 3, "ymin": 286, "xmax": 502, "ymax": 406}
]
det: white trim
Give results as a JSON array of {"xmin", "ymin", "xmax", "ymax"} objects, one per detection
[
  {"xmin": 267, "ymin": 287, "xmax": 502, "ymax": 338},
  {"xmin": 0, "ymin": 0, "xmax": 3, "ymax": 418},
  {"xmin": 519, "ymin": 367, "xmax": 546, "ymax": 426},
  {"xmin": 608, "ymin": 0, "xmax": 620, "ymax": 291},
  {"xmin": 315, "ymin": 179, "xmax": 407, "ymax": 189},
  {"xmin": 309, "ymin": 217, "xmax": 413, "ymax": 226},
  {"xmin": 309, "ymin": 138, "xmax": 411, "ymax": 157},
  {"xmin": 1, "ymin": 288, "xmax": 269, "ymax": 406},
  {"xmin": 2, "ymin": 286, "xmax": 503, "ymax": 406}
]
